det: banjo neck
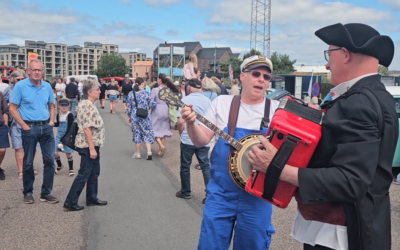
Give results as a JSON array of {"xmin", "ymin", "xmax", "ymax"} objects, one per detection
[{"xmin": 179, "ymin": 101, "xmax": 242, "ymax": 151}]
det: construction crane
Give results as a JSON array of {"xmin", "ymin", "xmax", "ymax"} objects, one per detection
[{"xmin": 250, "ymin": 0, "xmax": 271, "ymax": 58}]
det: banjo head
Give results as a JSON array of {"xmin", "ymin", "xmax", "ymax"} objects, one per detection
[{"xmin": 228, "ymin": 133, "xmax": 263, "ymax": 190}]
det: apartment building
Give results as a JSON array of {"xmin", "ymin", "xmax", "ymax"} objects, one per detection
[
  {"xmin": 120, "ymin": 52, "xmax": 147, "ymax": 74},
  {"xmin": 0, "ymin": 44, "xmax": 26, "ymax": 68},
  {"xmin": 0, "ymin": 40, "xmax": 119, "ymax": 79}
]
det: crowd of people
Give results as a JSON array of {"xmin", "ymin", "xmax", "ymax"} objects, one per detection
[{"xmin": 0, "ymin": 22, "xmax": 398, "ymax": 250}]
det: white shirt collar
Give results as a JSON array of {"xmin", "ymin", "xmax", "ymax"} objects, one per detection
[{"xmin": 330, "ymin": 73, "xmax": 378, "ymax": 100}]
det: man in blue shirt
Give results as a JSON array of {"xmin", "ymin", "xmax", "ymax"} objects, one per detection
[
  {"xmin": 176, "ymin": 79, "xmax": 211, "ymax": 203},
  {"xmin": 9, "ymin": 59, "xmax": 59, "ymax": 205}
]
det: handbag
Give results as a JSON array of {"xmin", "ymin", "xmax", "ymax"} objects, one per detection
[
  {"xmin": 60, "ymin": 114, "xmax": 78, "ymax": 150},
  {"xmin": 133, "ymin": 90, "xmax": 148, "ymax": 119}
]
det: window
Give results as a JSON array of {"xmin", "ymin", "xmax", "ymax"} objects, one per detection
[
  {"xmin": 146, "ymin": 67, "xmax": 148, "ymax": 72},
  {"xmin": 395, "ymin": 98, "xmax": 400, "ymax": 118},
  {"xmin": 136, "ymin": 73, "xmax": 138, "ymax": 77},
  {"xmin": 0, "ymin": 55, "xmax": 3, "ymax": 60},
  {"xmin": 129, "ymin": 55, "xmax": 132, "ymax": 59}
]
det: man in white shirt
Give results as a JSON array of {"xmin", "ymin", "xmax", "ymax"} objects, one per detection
[
  {"xmin": 181, "ymin": 55, "xmax": 279, "ymax": 249},
  {"xmin": 249, "ymin": 23, "xmax": 397, "ymax": 250}
]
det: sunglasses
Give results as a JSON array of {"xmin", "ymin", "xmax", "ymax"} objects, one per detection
[
  {"xmin": 15, "ymin": 78, "xmax": 25, "ymax": 82},
  {"xmin": 59, "ymin": 104, "xmax": 69, "ymax": 107},
  {"xmin": 245, "ymin": 70, "xmax": 272, "ymax": 81}
]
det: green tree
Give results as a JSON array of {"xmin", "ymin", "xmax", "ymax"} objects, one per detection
[
  {"xmin": 243, "ymin": 49, "xmax": 262, "ymax": 60},
  {"xmin": 320, "ymin": 75, "xmax": 334, "ymax": 99},
  {"xmin": 378, "ymin": 65, "xmax": 388, "ymax": 75},
  {"xmin": 270, "ymin": 52, "xmax": 296, "ymax": 74},
  {"xmin": 94, "ymin": 53, "xmax": 130, "ymax": 78},
  {"xmin": 219, "ymin": 58, "xmax": 243, "ymax": 78}
]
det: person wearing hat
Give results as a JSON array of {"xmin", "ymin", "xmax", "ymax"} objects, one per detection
[
  {"xmin": 175, "ymin": 78, "xmax": 211, "ymax": 203},
  {"xmin": 53, "ymin": 98, "xmax": 75, "ymax": 176},
  {"xmin": 180, "ymin": 55, "xmax": 279, "ymax": 249},
  {"xmin": 249, "ymin": 23, "xmax": 398, "ymax": 250}
]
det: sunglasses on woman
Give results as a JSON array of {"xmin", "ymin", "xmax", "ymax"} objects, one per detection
[
  {"xmin": 15, "ymin": 78, "xmax": 25, "ymax": 82},
  {"xmin": 244, "ymin": 70, "xmax": 272, "ymax": 81}
]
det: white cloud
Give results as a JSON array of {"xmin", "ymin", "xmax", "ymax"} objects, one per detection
[
  {"xmin": 165, "ymin": 29, "xmax": 179, "ymax": 36},
  {"xmin": 0, "ymin": 0, "xmax": 162, "ymax": 58},
  {"xmin": 119, "ymin": 0, "xmax": 130, "ymax": 4},
  {"xmin": 379, "ymin": 0, "xmax": 400, "ymax": 11},
  {"xmin": 143, "ymin": 0, "xmax": 181, "ymax": 7},
  {"xmin": 193, "ymin": 30, "xmax": 249, "ymax": 42},
  {"xmin": 201, "ymin": 0, "xmax": 400, "ymax": 69}
]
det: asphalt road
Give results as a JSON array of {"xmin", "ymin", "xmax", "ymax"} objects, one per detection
[{"xmin": 1, "ymin": 100, "xmax": 400, "ymax": 250}]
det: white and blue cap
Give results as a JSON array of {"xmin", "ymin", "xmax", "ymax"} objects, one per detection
[{"xmin": 240, "ymin": 55, "xmax": 273, "ymax": 73}]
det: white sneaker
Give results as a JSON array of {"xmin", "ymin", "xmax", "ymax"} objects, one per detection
[
  {"xmin": 132, "ymin": 153, "xmax": 141, "ymax": 159},
  {"xmin": 147, "ymin": 152, "xmax": 152, "ymax": 160}
]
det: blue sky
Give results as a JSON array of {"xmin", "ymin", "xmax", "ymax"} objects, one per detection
[{"xmin": 1, "ymin": 0, "xmax": 400, "ymax": 69}]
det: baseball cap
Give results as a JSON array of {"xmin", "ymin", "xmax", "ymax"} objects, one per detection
[
  {"xmin": 58, "ymin": 99, "xmax": 70, "ymax": 106},
  {"xmin": 240, "ymin": 55, "xmax": 273, "ymax": 73},
  {"xmin": 187, "ymin": 79, "xmax": 202, "ymax": 89}
]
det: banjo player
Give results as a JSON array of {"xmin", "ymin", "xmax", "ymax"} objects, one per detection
[{"xmin": 181, "ymin": 55, "xmax": 280, "ymax": 249}]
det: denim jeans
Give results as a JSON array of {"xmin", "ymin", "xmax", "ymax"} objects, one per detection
[
  {"xmin": 21, "ymin": 124, "xmax": 55, "ymax": 195},
  {"xmin": 68, "ymin": 98, "xmax": 77, "ymax": 116},
  {"xmin": 180, "ymin": 143, "xmax": 210, "ymax": 195},
  {"xmin": 65, "ymin": 147, "xmax": 100, "ymax": 205}
]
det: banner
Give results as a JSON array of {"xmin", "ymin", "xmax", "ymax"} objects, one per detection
[{"xmin": 28, "ymin": 52, "xmax": 38, "ymax": 65}]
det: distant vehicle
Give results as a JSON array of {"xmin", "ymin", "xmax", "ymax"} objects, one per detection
[
  {"xmin": 66, "ymin": 75, "xmax": 99, "ymax": 86},
  {"xmin": 265, "ymin": 89, "xmax": 291, "ymax": 100},
  {"xmin": 385, "ymin": 86, "xmax": 400, "ymax": 168},
  {"xmin": 265, "ymin": 88, "xmax": 276, "ymax": 96}
]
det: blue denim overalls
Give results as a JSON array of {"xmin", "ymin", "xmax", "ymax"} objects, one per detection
[{"xmin": 198, "ymin": 126, "xmax": 275, "ymax": 250}]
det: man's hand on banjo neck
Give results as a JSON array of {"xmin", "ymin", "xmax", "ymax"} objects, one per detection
[
  {"xmin": 248, "ymin": 136, "xmax": 300, "ymax": 187},
  {"xmin": 180, "ymin": 104, "xmax": 214, "ymax": 147}
]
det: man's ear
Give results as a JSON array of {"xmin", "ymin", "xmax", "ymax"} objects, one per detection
[{"xmin": 343, "ymin": 48, "xmax": 351, "ymax": 64}]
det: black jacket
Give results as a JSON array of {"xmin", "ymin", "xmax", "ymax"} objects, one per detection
[{"xmin": 298, "ymin": 75, "xmax": 398, "ymax": 250}]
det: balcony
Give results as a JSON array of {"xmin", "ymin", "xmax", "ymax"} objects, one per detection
[
  {"xmin": 45, "ymin": 59, "xmax": 52, "ymax": 63},
  {"xmin": 55, "ymin": 52, "xmax": 61, "ymax": 57}
]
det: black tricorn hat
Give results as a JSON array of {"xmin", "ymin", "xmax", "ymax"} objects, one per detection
[{"xmin": 315, "ymin": 23, "xmax": 395, "ymax": 67}]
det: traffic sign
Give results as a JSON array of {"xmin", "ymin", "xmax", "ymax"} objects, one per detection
[{"xmin": 312, "ymin": 82, "xmax": 320, "ymax": 97}]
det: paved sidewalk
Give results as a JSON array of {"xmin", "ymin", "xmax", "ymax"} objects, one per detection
[{"xmin": 1, "ymin": 100, "xmax": 399, "ymax": 250}]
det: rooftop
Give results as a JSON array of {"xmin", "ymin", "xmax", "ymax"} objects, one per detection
[
  {"xmin": 133, "ymin": 61, "xmax": 153, "ymax": 66},
  {"xmin": 196, "ymin": 47, "xmax": 232, "ymax": 59}
]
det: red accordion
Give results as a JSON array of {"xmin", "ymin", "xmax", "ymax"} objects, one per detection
[{"xmin": 245, "ymin": 96, "xmax": 324, "ymax": 208}]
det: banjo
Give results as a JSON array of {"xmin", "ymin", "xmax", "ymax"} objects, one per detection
[{"xmin": 159, "ymin": 87, "xmax": 262, "ymax": 190}]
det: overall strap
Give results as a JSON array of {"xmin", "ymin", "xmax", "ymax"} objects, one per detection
[
  {"xmin": 260, "ymin": 98, "xmax": 271, "ymax": 130},
  {"xmin": 228, "ymin": 95, "xmax": 241, "ymax": 137},
  {"xmin": 228, "ymin": 95, "xmax": 241, "ymax": 154}
]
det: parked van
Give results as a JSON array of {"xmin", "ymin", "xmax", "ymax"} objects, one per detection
[
  {"xmin": 66, "ymin": 75, "xmax": 100, "ymax": 86},
  {"xmin": 385, "ymin": 86, "xmax": 400, "ymax": 169}
]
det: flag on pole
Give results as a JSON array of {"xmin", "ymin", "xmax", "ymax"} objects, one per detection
[
  {"xmin": 307, "ymin": 70, "xmax": 314, "ymax": 96},
  {"xmin": 229, "ymin": 60, "xmax": 233, "ymax": 82}
]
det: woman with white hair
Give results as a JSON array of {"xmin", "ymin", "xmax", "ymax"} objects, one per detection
[
  {"xmin": 201, "ymin": 77, "xmax": 220, "ymax": 101},
  {"xmin": 64, "ymin": 79, "xmax": 106, "ymax": 211}
]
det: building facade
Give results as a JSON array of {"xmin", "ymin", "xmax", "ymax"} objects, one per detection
[
  {"xmin": 120, "ymin": 52, "xmax": 147, "ymax": 75},
  {"xmin": 0, "ymin": 40, "xmax": 119, "ymax": 79},
  {"xmin": 133, "ymin": 61, "xmax": 153, "ymax": 81},
  {"xmin": 294, "ymin": 65, "xmax": 331, "ymax": 78}
]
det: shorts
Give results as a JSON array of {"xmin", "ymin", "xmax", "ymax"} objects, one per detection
[
  {"xmin": 0, "ymin": 124, "xmax": 10, "ymax": 149},
  {"xmin": 123, "ymin": 95, "xmax": 128, "ymax": 103},
  {"xmin": 10, "ymin": 122, "xmax": 40, "ymax": 150},
  {"xmin": 109, "ymin": 95, "xmax": 117, "ymax": 101},
  {"xmin": 99, "ymin": 93, "xmax": 105, "ymax": 100}
]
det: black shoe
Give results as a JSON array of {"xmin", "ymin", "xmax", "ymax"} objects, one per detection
[
  {"xmin": 64, "ymin": 203, "xmax": 84, "ymax": 211},
  {"xmin": 176, "ymin": 191, "xmax": 191, "ymax": 199},
  {"xmin": 24, "ymin": 193, "xmax": 34, "ymax": 204},
  {"xmin": 87, "ymin": 199, "xmax": 108, "ymax": 206},
  {"xmin": 0, "ymin": 168, "xmax": 5, "ymax": 180},
  {"xmin": 40, "ymin": 194, "xmax": 59, "ymax": 204}
]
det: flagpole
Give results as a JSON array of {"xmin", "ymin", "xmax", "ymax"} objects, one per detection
[{"xmin": 307, "ymin": 69, "xmax": 314, "ymax": 97}]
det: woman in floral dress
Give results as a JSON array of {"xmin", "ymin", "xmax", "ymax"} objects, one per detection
[
  {"xmin": 150, "ymin": 73, "xmax": 180, "ymax": 157},
  {"xmin": 127, "ymin": 77, "xmax": 156, "ymax": 160}
]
